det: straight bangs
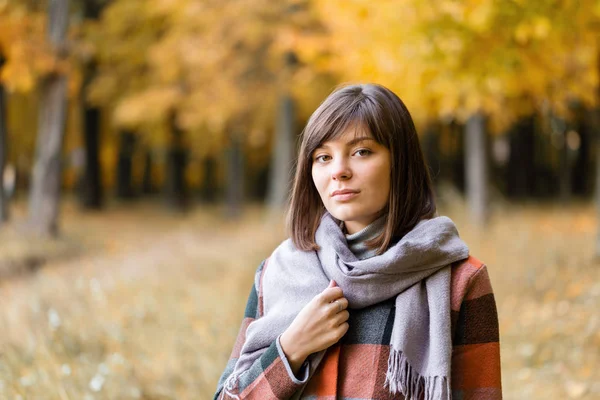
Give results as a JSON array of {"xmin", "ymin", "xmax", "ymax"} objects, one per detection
[{"xmin": 302, "ymin": 95, "xmax": 390, "ymax": 162}]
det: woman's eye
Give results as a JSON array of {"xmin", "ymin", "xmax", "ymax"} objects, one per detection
[
  {"xmin": 354, "ymin": 149, "xmax": 372, "ymax": 157},
  {"xmin": 315, "ymin": 155, "xmax": 331, "ymax": 163}
]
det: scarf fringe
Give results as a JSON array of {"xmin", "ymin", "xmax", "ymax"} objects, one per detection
[{"xmin": 384, "ymin": 348, "xmax": 450, "ymax": 400}]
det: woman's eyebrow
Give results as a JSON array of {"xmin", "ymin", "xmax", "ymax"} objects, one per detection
[
  {"xmin": 316, "ymin": 136, "xmax": 374, "ymax": 150},
  {"xmin": 346, "ymin": 136, "xmax": 374, "ymax": 146}
]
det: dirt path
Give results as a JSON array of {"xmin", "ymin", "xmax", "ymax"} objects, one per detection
[{"xmin": 1, "ymin": 200, "xmax": 599, "ymax": 399}]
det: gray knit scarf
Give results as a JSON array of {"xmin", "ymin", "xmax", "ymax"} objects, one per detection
[{"xmin": 225, "ymin": 212, "xmax": 469, "ymax": 400}]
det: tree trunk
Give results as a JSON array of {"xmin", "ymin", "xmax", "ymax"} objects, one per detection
[
  {"xmin": 558, "ymin": 123, "xmax": 572, "ymax": 203},
  {"xmin": 200, "ymin": 156, "xmax": 218, "ymax": 203},
  {"xmin": 0, "ymin": 76, "xmax": 7, "ymax": 225},
  {"xmin": 226, "ymin": 129, "xmax": 244, "ymax": 219},
  {"xmin": 27, "ymin": 0, "xmax": 70, "ymax": 236},
  {"xmin": 28, "ymin": 75, "xmax": 69, "ymax": 236},
  {"xmin": 164, "ymin": 116, "xmax": 188, "ymax": 210},
  {"xmin": 115, "ymin": 131, "xmax": 136, "ymax": 199},
  {"xmin": 595, "ymin": 44, "xmax": 600, "ymax": 258},
  {"xmin": 592, "ymin": 108, "xmax": 600, "ymax": 259},
  {"xmin": 449, "ymin": 120, "xmax": 466, "ymax": 193},
  {"xmin": 78, "ymin": 0, "xmax": 105, "ymax": 210},
  {"xmin": 141, "ymin": 148, "xmax": 155, "ymax": 195},
  {"xmin": 267, "ymin": 94, "xmax": 295, "ymax": 211},
  {"xmin": 596, "ymin": 125, "xmax": 600, "ymax": 258},
  {"xmin": 79, "ymin": 73, "xmax": 103, "ymax": 209},
  {"xmin": 422, "ymin": 121, "xmax": 441, "ymax": 184},
  {"xmin": 507, "ymin": 116, "xmax": 535, "ymax": 198},
  {"xmin": 465, "ymin": 112, "xmax": 488, "ymax": 227},
  {"xmin": 572, "ymin": 120, "xmax": 592, "ymax": 196}
]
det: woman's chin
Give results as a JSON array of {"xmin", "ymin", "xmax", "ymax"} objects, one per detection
[{"xmin": 327, "ymin": 208, "xmax": 365, "ymax": 224}]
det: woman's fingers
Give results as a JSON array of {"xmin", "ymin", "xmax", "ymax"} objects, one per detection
[
  {"xmin": 316, "ymin": 282, "xmax": 350, "ymax": 344},
  {"xmin": 334, "ymin": 321, "xmax": 350, "ymax": 338},
  {"xmin": 329, "ymin": 297, "xmax": 349, "ymax": 314},
  {"xmin": 319, "ymin": 287, "xmax": 344, "ymax": 303},
  {"xmin": 333, "ymin": 310, "xmax": 350, "ymax": 325}
]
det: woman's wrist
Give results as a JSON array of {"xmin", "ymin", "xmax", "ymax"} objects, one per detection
[{"xmin": 280, "ymin": 331, "xmax": 307, "ymax": 373}]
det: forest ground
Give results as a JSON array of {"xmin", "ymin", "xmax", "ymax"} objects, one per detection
[{"xmin": 0, "ymin": 195, "xmax": 598, "ymax": 400}]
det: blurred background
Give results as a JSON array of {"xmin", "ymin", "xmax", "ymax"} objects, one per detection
[{"xmin": 0, "ymin": 0, "xmax": 599, "ymax": 399}]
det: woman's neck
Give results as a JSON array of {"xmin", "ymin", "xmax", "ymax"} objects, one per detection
[{"xmin": 343, "ymin": 215, "xmax": 387, "ymax": 260}]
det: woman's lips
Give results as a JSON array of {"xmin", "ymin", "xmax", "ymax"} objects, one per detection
[{"xmin": 331, "ymin": 191, "xmax": 359, "ymax": 201}]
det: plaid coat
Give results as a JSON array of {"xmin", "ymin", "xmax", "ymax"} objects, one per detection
[{"xmin": 214, "ymin": 255, "xmax": 502, "ymax": 400}]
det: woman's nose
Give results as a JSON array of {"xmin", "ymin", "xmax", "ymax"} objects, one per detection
[{"xmin": 331, "ymin": 157, "xmax": 352, "ymax": 181}]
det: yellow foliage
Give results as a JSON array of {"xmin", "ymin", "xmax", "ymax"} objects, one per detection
[
  {"xmin": 114, "ymin": 87, "xmax": 183, "ymax": 128},
  {"xmin": 308, "ymin": 0, "xmax": 600, "ymax": 132},
  {"xmin": 0, "ymin": 3, "xmax": 65, "ymax": 93},
  {"xmin": 532, "ymin": 16, "xmax": 551, "ymax": 40},
  {"xmin": 79, "ymin": 0, "xmax": 331, "ymax": 153},
  {"xmin": 2, "ymin": 0, "xmax": 600, "ymax": 145}
]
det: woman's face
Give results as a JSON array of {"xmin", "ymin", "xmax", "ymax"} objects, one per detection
[{"xmin": 311, "ymin": 125, "xmax": 391, "ymax": 234}]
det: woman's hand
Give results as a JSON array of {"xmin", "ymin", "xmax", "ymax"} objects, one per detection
[{"xmin": 280, "ymin": 279, "xmax": 349, "ymax": 375}]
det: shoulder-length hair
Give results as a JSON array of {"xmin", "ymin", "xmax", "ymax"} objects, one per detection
[{"xmin": 286, "ymin": 83, "xmax": 437, "ymax": 254}]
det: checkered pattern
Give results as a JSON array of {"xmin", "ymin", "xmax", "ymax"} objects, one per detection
[{"xmin": 214, "ymin": 256, "xmax": 501, "ymax": 399}]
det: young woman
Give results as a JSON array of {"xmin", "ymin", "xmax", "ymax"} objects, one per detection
[{"xmin": 214, "ymin": 83, "xmax": 501, "ymax": 400}]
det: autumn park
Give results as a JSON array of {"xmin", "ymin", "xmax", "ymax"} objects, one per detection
[{"xmin": 0, "ymin": 0, "xmax": 599, "ymax": 399}]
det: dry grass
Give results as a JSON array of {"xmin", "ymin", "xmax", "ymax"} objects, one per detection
[{"xmin": 0, "ymin": 197, "xmax": 599, "ymax": 399}]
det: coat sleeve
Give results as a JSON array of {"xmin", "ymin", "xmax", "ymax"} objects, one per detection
[
  {"xmin": 213, "ymin": 259, "xmax": 311, "ymax": 400},
  {"xmin": 451, "ymin": 264, "xmax": 502, "ymax": 399}
]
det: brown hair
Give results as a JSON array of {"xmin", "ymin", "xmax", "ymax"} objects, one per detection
[{"xmin": 287, "ymin": 83, "xmax": 436, "ymax": 254}]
